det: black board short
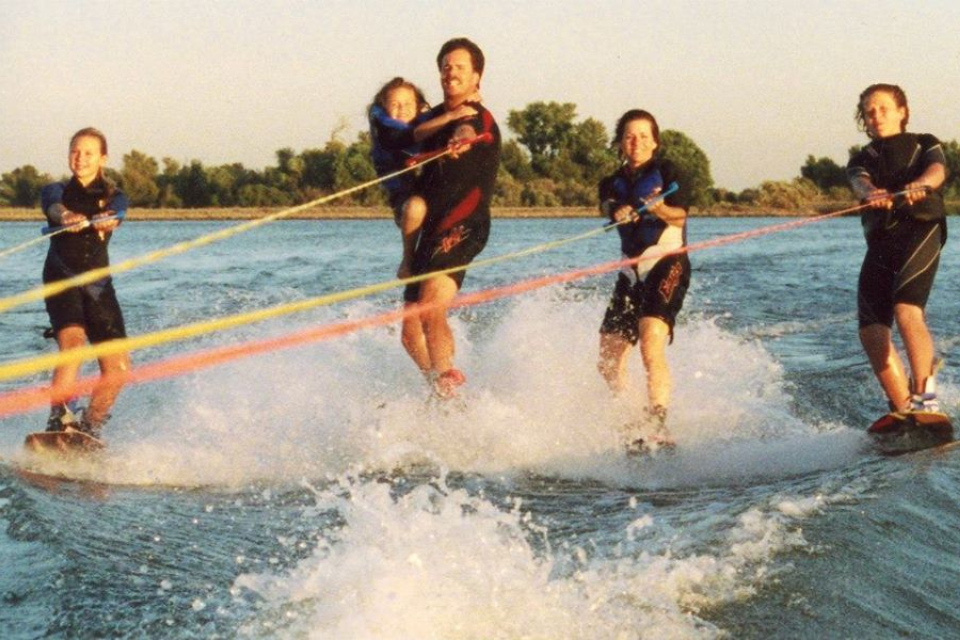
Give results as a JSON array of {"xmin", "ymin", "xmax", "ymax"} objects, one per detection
[
  {"xmin": 858, "ymin": 218, "xmax": 943, "ymax": 328},
  {"xmin": 403, "ymin": 222, "xmax": 488, "ymax": 303},
  {"xmin": 600, "ymin": 254, "xmax": 690, "ymax": 345},
  {"xmin": 43, "ymin": 274, "xmax": 127, "ymax": 343}
]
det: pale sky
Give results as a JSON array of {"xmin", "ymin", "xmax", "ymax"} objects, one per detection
[{"xmin": 2, "ymin": 0, "xmax": 958, "ymax": 191}]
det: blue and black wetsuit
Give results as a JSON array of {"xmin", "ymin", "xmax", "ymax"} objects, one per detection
[
  {"xmin": 403, "ymin": 103, "xmax": 501, "ymax": 303},
  {"xmin": 847, "ymin": 133, "xmax": 948, "ymax": 328},
  {"xmin": 41, "ymin": 177, "xmax": 129, "ymax": 343},
  {"xmin": 598, "ymin": 156, "xmax": 690, "ymax": 343},
  {"xmin": 369, "ymin": 105, "xmax": 423, "ymax": 222}
]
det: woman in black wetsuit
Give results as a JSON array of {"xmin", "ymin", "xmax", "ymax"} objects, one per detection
[
  {"xmin": 596, "ymin": 110, "xmax": 691, "ymax": 453},
  {"xmin": 846, "ymin": 84, "xmax": 948, "ymax": 418}
]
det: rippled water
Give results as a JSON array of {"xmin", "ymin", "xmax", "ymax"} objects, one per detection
[{"xmin": 0, "ymin": 215, "xmax": 957, "ymax": 638}]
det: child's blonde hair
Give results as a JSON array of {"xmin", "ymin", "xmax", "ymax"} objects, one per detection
[{"xmin": 369, "ymin": 77, "xmax": 428, "ymax": 118}]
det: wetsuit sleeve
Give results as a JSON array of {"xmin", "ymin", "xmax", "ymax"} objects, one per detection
[
  {"xmin": 659, "ymin": 160, "xmax": 691, "ymax": 211},
  {"xmin": 107, "ymin": 190, "xmax": 129, "ymax": 226},
  {"xmin": 40, "ymin": 182, "xmax": 67, "ymax": 226},
  {"xmin": 846, "ymin": 146, "xmax": 870, "ymax": 175},
  {"xmin": 918, "ymin": 134, "xmax": 947, "ymax": 170},
  {"xmin": 465, "ymin": 106, "xmax": 500, "ymax": 200},
  {"xmin": 846, "ymin": 147, "xmax": 877, "ymax": 199},
  {"xmin": 369, "ymin": 105, "xmax": 416, "ymax": 151}
]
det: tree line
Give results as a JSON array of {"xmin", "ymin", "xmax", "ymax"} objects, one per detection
[{"xmin": 3, "ymin": 101, "xmax": 959, "ymax": 210}]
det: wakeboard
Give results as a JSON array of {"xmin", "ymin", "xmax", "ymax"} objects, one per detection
[
  {"xmin": 867, "ymin": 410, "xmax": 954, "ymax": 455},
  {"xmin": 24, "ymin": 429, "xmax": 105, "ymax": 458}
]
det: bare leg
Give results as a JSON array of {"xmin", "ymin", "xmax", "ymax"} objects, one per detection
[
  {"xmin": 894, "ymin": 303, "xmax": 935, "ymax": 394},
  {"xmin": 598, "ymin": 332, "xmax": 631, "ymax": 394},
  {"xmin": 639, "ymin": 316, "xmax": 674, "ymax": 445},
  {"xmin": 397, "ymin": 196, "xmax": 427, "ymax": 279},
  {"xmin": 859, "ymin": 323, "xmax": 911, "ymax": 411},
  {"xmin": 401, "ymin": 303, "xmax": 433, "ymax": 374},
  {"xmin": 418, "ymin": 275, "xmax": 459, "ymax": 374},
  {"xmin": 85, "ymin": 351, "xmax": 131, "ymax": 426},
  {"xmin": 639, "ymin": 317, "xmax": 672, "ymax": 410},
  {"xmin": 50, "ymin": 326, "xmax": 87, "ymax": 407}
]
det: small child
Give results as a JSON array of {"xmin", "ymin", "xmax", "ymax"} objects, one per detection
[
  {"xmin": 368, "ymin": 77, "xmax": 476, "ymax": 278},
  {"xmin": 41, "ymin": 127, "xmax": 131, "ymax": 440}
]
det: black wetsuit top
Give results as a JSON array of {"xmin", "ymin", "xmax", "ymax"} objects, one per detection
[
  {"xmin": 415, "ymin": 102, "xmax": 501, "ymax": 248},
  {"xmin": 42, "ymin": 177, "xmax": 128, "ymax": 280},
  {"xmin": 847, "ymin": 133, "xmax": 947, "ymax": 241},
  {"xmin": 847, "ymin": 133, "xmax": 948, "ymax": 327},
  {"xmin": 598, "ymin": 156, "xmax": 689, "ymax": 259}
]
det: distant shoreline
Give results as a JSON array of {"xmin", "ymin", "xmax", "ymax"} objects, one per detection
[{"xmin": 0, "ymin": 204, "xmax": 875, "ymax": 221}]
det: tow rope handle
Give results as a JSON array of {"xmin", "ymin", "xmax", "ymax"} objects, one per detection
[
  {"xmin": 42, "ymin": 211, "xmax": 126, "ymax": 236},
  {"xmin": 405, "ymin": 132, "xmax": 495, "ymax": 168},
  {"xmin": 603, "ymin": 181, "xmax": 680, "ymax": 231}
]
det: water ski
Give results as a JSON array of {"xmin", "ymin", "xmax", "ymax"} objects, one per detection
[
  {"xmin": 867, "ymin": 411, "xmax": 954, "ymax": 455},
  {"xmin": 626, "ymin": 437, "xmax": 677, "ymax": 458},
  {"xmin": 24, "ymin": 429, "xmax": 105, "ymax": 458},
  {"xmin": 622, "ymin": 420, "xmax": 677, "ymax": 457}
]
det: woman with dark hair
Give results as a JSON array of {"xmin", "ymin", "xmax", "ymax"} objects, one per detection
[
  {"xmin": 596, "ymin": 110, "xmax": 691, "ymax": 454},
  {"xmin": 41, "ymin": 127, "xmax": 130, "ymax": 442},
  {"xmin": 847, "ymin": 83, "xmax": 948, "ymax": 425}
]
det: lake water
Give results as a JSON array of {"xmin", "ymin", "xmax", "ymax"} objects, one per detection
[{"xmin": 0, "ymin": 215, "xmax": 958, "ymax": 638}]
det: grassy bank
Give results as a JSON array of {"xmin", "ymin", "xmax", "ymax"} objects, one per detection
[{"xmin": 2, "ymin": 202, "xmax": 958, "ymax": 221}]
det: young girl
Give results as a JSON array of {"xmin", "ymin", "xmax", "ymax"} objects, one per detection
[
  {"xmin": 41, "ymin": 127, "xmax": 130, "ymax": 441},
  {"xmin": 846, "ymin": 84, "xmax": 948, "ymax": 420},
  {"xmin": 368, "ymin": 77, "xmax": 476, "ymax": 279},
  {"xmin": 596, "ymin": 110, "xmax": 691, "ymax": 454}
]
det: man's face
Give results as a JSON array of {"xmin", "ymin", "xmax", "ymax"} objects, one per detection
[{"xmin": 440, "ymin": 48, "xmax": 480, "ymax": 104}]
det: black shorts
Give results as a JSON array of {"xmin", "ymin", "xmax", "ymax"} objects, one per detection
[
  {"xmin": 858, "ymin": 218, "xmax": 942, "ymax": 328},
  {"xmin": 600, "ymin": 254, "xmax": 690, "ymax": 345},
  {"xmin": 44, "ymin": 275, "xmax": 127, "ymax": 344},
  {"xmin": 403, "ymin": 223, "xmax": 488, "ymax": 303}
]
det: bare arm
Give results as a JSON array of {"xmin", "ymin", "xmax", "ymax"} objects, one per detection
[
  {"xmin": 648, "ymin": 200, "xmax": 687, "ymax": 226},
  {"xmin": 412, "ymin": 103, "xmax": 478, "ymax": 142}
]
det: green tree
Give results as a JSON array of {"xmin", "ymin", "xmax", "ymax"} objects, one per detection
[
  {"xmin": 500, "ymin": 140, "xmax": 534, "ymax": 182},
  {"xmin": 274, "ymin": 147, "xmax": 304, "ymax": 195},
  {"xmin": 800, "ymin": 155, "xmax": 847, "ymax": 191},
  {"xmin": 178, "ymin": 161, "xmax": 212, "ymax": 208},
  {"xmin": 331, "ymin": 133, "xmax": 379, "ymax": 205},
  {"xmin": 755, "ymin": 178, "xmax": 819, "ymax": 209},
  {"xmin": 300, "ymin": 142, "xmax": 343, "ymax": 192},
  {"xmin": 121, "ymin": 150, "xmax": 160, "ymax": 207},
  {"xmin": 507, "ymin": 101, "xmax": 577, "ymax": 174},
  {"xmin": 207, "ymin": 163, "xmax": 254, "ymax": 206},
  {"xmin": 0, "ymin": 165, "xmax": 51, "ymax": 207},
  {"xmin": 659, "ymin": 130, "xmax": 714, "ymax": 209},
  {"xmin": 520, "ymin": 179, "xmax": 562, "ymax": 207},
  {"xmin": 237, "ymin": 183, "xmax": 294, "ymax": 207},
  {"xmin": 493, "ymin": 166, "xmax": 523, "ymax": 206},
  {"xmin": 506, "ymin": 104, "xmax": 617, "ymax": 205},
  {"xmin": 564, "ymin": 117, "xmax": 617, "ymax": 185},
  {"xmin": 157, "ymin": 158, "xmax": 183, "ymax": 207}
]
